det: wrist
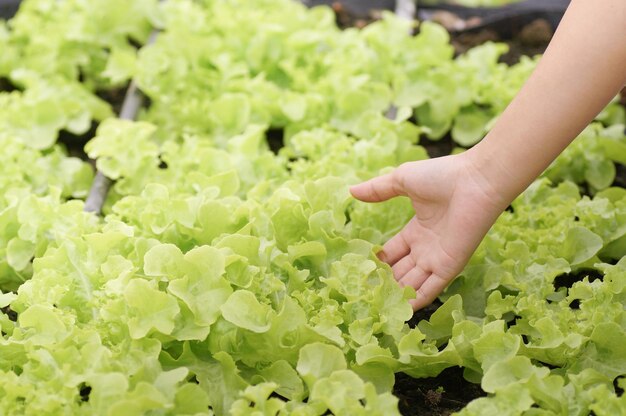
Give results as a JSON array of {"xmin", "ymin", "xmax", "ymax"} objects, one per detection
[{"xmin": 460, "ymin": 142, "xmax": 518, "ymax": 210}]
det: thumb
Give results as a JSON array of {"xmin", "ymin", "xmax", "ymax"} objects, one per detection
[{"xmin": 350, "ymin": 171, "xmax": 404, "ymax": 203}]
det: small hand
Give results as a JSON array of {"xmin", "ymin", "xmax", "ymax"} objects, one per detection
[{"xmin": 350, "ymin": 153, "xmax": 506, "ymax": 310}]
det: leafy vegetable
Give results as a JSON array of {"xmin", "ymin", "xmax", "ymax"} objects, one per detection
[{"xmin": 1, "ymin": 0, "xmax": 625, "ymax": 414}]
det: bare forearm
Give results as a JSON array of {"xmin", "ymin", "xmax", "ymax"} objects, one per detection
[{"xmin": 467, "ymin": 0, "xmax": 626, "ymax": 206}]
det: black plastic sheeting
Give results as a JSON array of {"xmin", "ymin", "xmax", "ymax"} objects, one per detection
[
  {"xmin": 418, "ymin": 0, "xmax": 570, "ymax": 34},
  {"xmin": 303, "ymin": 0, "xmax": 569, "ymax": 34},
  {"xmin": 0, "ymin": 0, "xmax": 19, "ymax": 19}
]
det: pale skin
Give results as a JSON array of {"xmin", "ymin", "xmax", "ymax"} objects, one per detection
[{"xmin": 350, "ymin": 0, "xmax": 626, "ymax": 310}]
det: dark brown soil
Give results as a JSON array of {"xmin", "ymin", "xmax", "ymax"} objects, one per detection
[
  {"xmin": 420, "ymin": 133, "xmax": 456, "ymax": 159},
  {"xmin": 408, "ymin": 298, "xmax": 444, "ymax": 327},
  {"xmin": 500, "ymin": 18, "xmax": 553, "ymax": 63},
  {"xmin": 266, "ymin": 128, "xmax": 285, "ymax": 154},
  {"xmin": 97, "ymin": 86, "xmax": 128, "ymax": 116},
  {"xmin": 451, "ymin": 18, "xmax": 553, "ymax": 64},
  {"xmin": 553, "ymin": 268, "xmax": 603, "ymax": 291},
  {"xmin": 1, "ymin": 306, "xmax": 17, "ymax": 322},
  {"xmin": 0, "ymin": 77, "xmax": 19, "ymax": 93},
  {"xmin": 394, "ymin": 367, "xmax": 486, "ymax": 416},
  {"xmin": 613, "ymin": 164, "xmax": 626, "ymax": 189}
]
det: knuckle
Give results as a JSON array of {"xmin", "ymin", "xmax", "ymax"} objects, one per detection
[
  {"xmin": 391, "ymin": 170, "xmax": 405, "ymax": 194},
  {"xmin": 431, "ymin": 273, "xmax": 447, "ymax": 283},
  {"xmin": 370, "ymin": 183, "xmax": 384, "ymax": 200}
]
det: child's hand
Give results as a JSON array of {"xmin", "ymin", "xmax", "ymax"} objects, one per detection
[
  {"xmin": 351, "ymin": 0, "xmax": 626, "ymax": 310},
  {"xmin": 350, "ymin": 154, "xmax": 506, "ymax": 310}
]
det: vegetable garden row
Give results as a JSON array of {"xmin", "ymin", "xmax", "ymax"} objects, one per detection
[{"xmin": 0, "ymin": 0, "xmax": 625, "ymax": 414}]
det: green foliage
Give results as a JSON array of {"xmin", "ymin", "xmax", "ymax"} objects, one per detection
[
  {"xmin": 1, "ymin": 0, "xmax": 626, "ymax": 414},
  {"xmin": 421, "ymin": 0, "xmax": 522, "ymax": 6},
  {"xmin": 544, "ymin": 123, "xmax": 626, "ymax": 192},
  {"xmin": 0, "ymin": 77, "xmax": 112, "ymax": 150},
  {"xmin": 1, "ymin": 0, "xmax": 159, "ymax": 88},
  {"xmin": 0, "ymin": 137, "xmax": 97, "ymax": 291}
]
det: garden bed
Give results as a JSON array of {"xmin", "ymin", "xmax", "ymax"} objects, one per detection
[{"xmin": 1, "ymin": 0, "xmax": 626, "ymax": 415}]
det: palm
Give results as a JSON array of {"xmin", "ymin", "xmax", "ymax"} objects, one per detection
[{"xmin": 350, "ymin": 155, "xmax": 505, "ymax": 310}]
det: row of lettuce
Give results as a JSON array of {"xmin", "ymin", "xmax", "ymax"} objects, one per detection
[
  {"xmin": 1, "ymin": 0, "xmax": 626, "ymax": 414},
  {"xmin": 420, "ymin": 0, "xmax": 522, "ymax": 6}
]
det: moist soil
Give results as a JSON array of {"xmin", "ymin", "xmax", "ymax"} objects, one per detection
[
  {"xmin": 449, "ymin": 17, "xmax": 553, "ymax": 64},
  {"xmin": 394, "ymin": 368, "xmax": 486, "ymax": 416}
]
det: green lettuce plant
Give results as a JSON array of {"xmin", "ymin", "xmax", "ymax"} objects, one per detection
[{"xmin": 0, "ymin": 0, "xmax": 625, "ymax": 414}]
